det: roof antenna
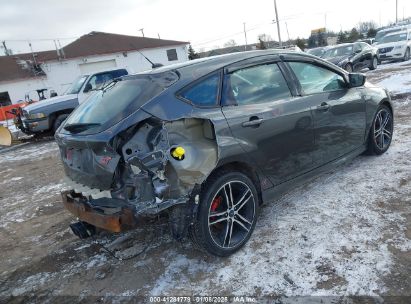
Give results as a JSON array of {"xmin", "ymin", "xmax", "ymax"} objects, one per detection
[{"xmin": 137, "ymin": 50, "xmax": 163, "ymax": 69}]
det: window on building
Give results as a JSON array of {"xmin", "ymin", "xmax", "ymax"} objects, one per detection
[
  {"xmin": 167, "ymin": 49, "xmax": 178, "ymax": 61},
  {"xmin": 0, "ymin": 92, "xmax": 11, "ymax": 106}
]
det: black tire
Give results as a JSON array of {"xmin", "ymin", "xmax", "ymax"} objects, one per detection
[
  {"xmin": 369, "ymin": 56, "xmax": 378, "ymax": 70},
  {"xmin": 53, "ymin": 114, "xmax": 69, "ymax": 133},
  {"xmin": 403, "ymin": 48, "xmax": 410, "ymax": 62},
  {"xmin": 366, "ymin": 105, "xmax": 393, "ymax": 155},
  {"xmin": 344, "ymin": 63, "xmax": 353, "ymax": 72},
  {"xmin": 189, "ymin": 170, "xmax": 259, "ymax": 256}
]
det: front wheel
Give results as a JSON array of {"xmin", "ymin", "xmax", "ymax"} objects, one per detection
[
  {"xmin": 369, "ymin": 56, "xmax": 378, "ymax": 70},
  {"xmin": 366, "ymin": 105, "xmax": 393, "ymax": 155},
  {"xmin": 403, "ymin": 48, "xmax": 410, "ymax": 62},
  {"xmin": 53, "ymin": 114, "xmax": 69, "ymax": 134},
  {"xmin": 190, "ymin": 171, "xmax": 259, "ymax": 256},
  {"xmin": 344, "ymin": 63, "xmax": 353, "ymax": 72}
]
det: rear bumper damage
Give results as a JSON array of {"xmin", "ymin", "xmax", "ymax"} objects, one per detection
[
  {"xmin": 62, "ymin": 190, "xmax": 138, "ymax": 233},
  {"xmin": 58, "ymin": 117, "xmax": 218, "ymax": 238}
]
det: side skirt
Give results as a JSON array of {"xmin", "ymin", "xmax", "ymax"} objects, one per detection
[{"xmin": 261, "ymin": 145, "xmax": 367, "ymax": 204}]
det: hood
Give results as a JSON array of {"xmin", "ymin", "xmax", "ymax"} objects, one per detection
[
  {"xmin": 376, "ymin": 41, "xmax": 403, "ymax": 49},
  {"xmin": 24, "ymin": 94, "xmax": 78, "ymax": 113},
  {"xmin": 326, "ymin": 55, "xmax": 350, "ymax": 65}
]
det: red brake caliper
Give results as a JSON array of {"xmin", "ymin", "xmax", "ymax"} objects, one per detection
[{"xmin": 211, "ymin": 196, "xmax": 223, "ymax": 212}]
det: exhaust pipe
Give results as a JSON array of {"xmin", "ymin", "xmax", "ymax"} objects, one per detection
[{"xmin": 69, "ymin": 221, "xmax": 96, "ymax": 239}]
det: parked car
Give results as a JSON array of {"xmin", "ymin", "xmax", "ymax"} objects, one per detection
[
  {"xmin": 306, "ymin": 46, "xmax": 328, "ymax": 58},
  {"xmin": 16, "ymin": 68, "xmax": 128, "ymax": 135},
  {"xmin": 357, "ymin": 38, "xmax": 374, "ymax": 45},
  {"xmin": 323, "ymin": 42, "xmax": 379, "ymax": 72},
  {"xmin": 376, "ymin": 30, "xmax": 411, "ymax": 62},
  {"xmin": 56, "ymin": 50, "xmax": 393, "ymax": 256},
  {"xmin": 374, "ymin": 25, "xmax": 411, "ymax": 45}
]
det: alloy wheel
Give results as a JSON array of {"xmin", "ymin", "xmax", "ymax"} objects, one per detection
[
  {"xmin": 208, "ymin": 181, "xmax": 255, "ymax": 249},
  {"xmin": 372, "ymin": 57, "xmax": 378, "ymax": 69},
  {"xmin": 374, "ymin": 108, "xmax": 392, "ymax": 150}
]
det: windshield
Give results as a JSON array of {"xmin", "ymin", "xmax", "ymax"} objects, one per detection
[
  {"xmin": 64, "ymin": 75, "xmax": 88, "ymax": 95},
  {"xmin": 65, "ymin": 71, "xmax": 179, "ymax": 134},
  {"xmin": 375, "ymin": 29, "xmax": 402, "ymax": 43},
  {"xmin": 380, "ymin": 33, "xmax": 407, "ymax": 43},
  {"xmin": 323, "ymin": 45, "xmax": 353, "ymax": 58},
  {"xmin": 307, "ymin": 48, "xmax": 324, "ymax": 57}
]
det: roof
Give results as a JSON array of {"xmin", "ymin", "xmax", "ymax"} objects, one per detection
[
  {"xmin": 144, "ymin": 49, "xmax": 306, "ymax": 82},
  {"xmin": 0, "ymin": 31, "xmax": 188, "ymax": 82},
  {"xmin": 198, "ymin": 41, "xmax": 281, "ymax": 58},
  {"xmin": 59, "ymin": 31, "xmax": 188, "ymax": 59}
]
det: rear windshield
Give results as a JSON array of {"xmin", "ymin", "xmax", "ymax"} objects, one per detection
[
  {"xmin": 323, "ymin": 45, "xmax": 353, "ymax": 58},
  {"xmin": 65, "ymin": 71, "xmax": 178, "ymax": 134}
]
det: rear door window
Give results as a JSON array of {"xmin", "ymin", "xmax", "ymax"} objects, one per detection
[{"xmin": 222, "ymin": 63, "xmax": 291, "ymax": 105}]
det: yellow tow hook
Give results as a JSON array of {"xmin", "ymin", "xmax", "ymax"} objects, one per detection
[{"xmin": 171, "ymin": 146, "xmax": 185, "ymax": 160}]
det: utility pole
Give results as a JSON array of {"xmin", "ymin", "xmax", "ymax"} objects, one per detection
[
  {"xmin": 243, "ymin": 22, "xmax": 248, "ymax": 51},
  {"xmin": 139, "ymin": 28, "xmax": 145, "ymax": 37},
  {"xmin": 273, "ymin": 0, "xmax": 282, "ymax": 48},
  {"xmin": 285, "ymin": 22, "xmax": 290, "ymax": 45},
  {"xmin": 396, "ymin": 0, "xmax": 398, "ymax": 23}
]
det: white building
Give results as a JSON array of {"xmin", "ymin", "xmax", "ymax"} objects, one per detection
[{"xmin": 0, "ymin": 31, "xmax": 189, "ymax": 105}]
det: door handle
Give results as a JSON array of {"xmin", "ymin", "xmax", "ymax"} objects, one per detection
[
  {"xmin": 316, "ymin": 102, "xmax": 330, "ymax": 112},
  {"xmin": 242, "ymin": 117, "xmax": 264, "ymax": 127}
]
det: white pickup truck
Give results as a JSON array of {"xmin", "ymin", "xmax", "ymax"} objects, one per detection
[{"xmin": 16, "ymin": 68, "xmax": 128, "ymax": 135}]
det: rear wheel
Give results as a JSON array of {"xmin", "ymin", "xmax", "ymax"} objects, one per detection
[
  {"xmin": 366, "ymin": 105, "xmax": 393, "ymax": 155},
  {"xmin": 190, "ymin": 171, "xmax": 259, "ymax": 256}
]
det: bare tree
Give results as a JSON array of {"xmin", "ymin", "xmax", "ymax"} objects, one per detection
[
  {"xmin": 357, "ymin": 21, "xmax": 377, "ymax": 35},
  {"xmin": 223, "ymin": 39, "xmax": 237, "ymax": 47},
  {"xmin": 258, "ymin": 34, "xmax": 273, "ymax": 42}
]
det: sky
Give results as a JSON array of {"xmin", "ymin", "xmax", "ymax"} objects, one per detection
[{"xmin": 1, "ymin": 0, "xmax": 410, "ymax": 54}]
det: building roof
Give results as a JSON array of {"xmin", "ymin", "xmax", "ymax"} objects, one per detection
[
  {"xmin": 60, "ymin": 31, "xmax": 188, "ymax": 59},
  {"xmin": 0, "ymin": 31, "xmax": 188, "ymax": 83}
]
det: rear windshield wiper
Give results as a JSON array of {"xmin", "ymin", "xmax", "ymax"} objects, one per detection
[{"xmin": 64, "ymin": 123, "xmax": 101, "ymax": 133}]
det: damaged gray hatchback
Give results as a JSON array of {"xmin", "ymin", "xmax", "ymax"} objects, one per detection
[{"xmin": 55, "ymin": 50, "xmax": 393, "ymax": 256}]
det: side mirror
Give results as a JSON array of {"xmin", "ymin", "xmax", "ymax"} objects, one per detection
[
  {"xmin": 354, "ymin": 49, "xmax": 361, "ymax": 54},
  {"xmin": 349, "ymin": 73, "xmax": 366, "ymax": 87},
  {"xmin": 83, "ymin": 83, "xmax": 92, "ymax": 93}
]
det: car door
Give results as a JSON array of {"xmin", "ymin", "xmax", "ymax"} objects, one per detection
[
  {"xmin": 286, "ymin": 60, "xmax": 366, "ymax": 166},
  {"xmin": 353, "ymin": 43, "xmax": 371, "ymax": 70},
  {"xmin": 221, "ymin": 58, "xmax": 316, "ymax": 186}
]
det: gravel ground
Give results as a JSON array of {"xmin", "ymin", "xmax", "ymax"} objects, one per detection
[{"xmin": 0, "ymin": 61, "xmax": 410, "ymax": 303}]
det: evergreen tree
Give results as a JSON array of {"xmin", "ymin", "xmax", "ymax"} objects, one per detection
[
  {"xmin": 367, "ymin": 28, "xmax": 377, "ymax": 38},
  {"xmin": 295, "ymin": 38, "xmax": 305, "ymax": 50},
  {"xmin": 188, "ymin": 44, "xmax": 199, "ymax": 60},
  {"xmin": 348, "ymin": 28, "xmax": 361, "ymax": 42},
  {"xmin": 337, "ymin": 30, "xmax": 346, "ymax": 44}
]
